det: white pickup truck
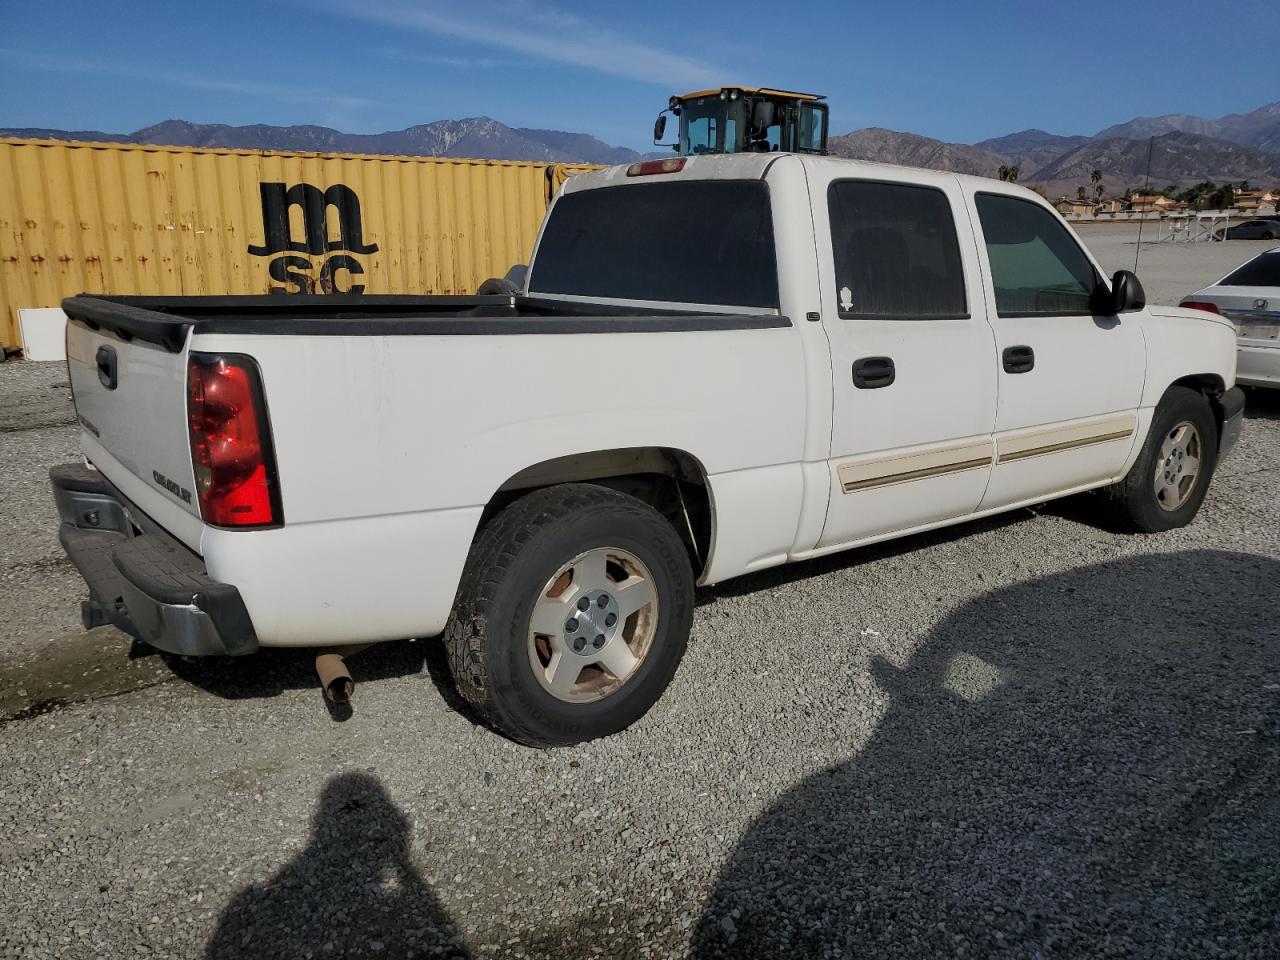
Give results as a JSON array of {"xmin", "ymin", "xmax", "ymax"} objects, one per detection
[{"xmin": 53, "ymin": 153, "xmax": 1244, "ymax": 746}]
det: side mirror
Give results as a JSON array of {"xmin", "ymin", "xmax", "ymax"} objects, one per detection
[
  {"xmin": 752, "ymin": 101, "xmax": 775, "ymax": 131},
  {"xmin": 1093, "ymin": 269, "xmax": 1146, "ymax": 314},
  {"xmin": 653, "ymin": 114, "xmax": 667, "ymax": 142}
]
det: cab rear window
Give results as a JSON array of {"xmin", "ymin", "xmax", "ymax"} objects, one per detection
[
  {"xmin": 1219, "ymin": 251, "xmax": 1280, "ymax": 287},
  {"xmin": 528, "ymin": 181, "xmax": 779, "ymax": 308}
]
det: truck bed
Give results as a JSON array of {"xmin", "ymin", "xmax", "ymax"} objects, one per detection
[
  {"xmin": 59, "ymin": 288, "xmax": 803, "ymax": 647},
  {"xmin": 63, "ymin": 294, "xmax": 789, "ymax": 352}
]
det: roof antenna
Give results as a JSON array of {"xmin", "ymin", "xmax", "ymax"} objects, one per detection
[{"xmin": 1133, "ymin": 136, "xmax": 1154, "ymax": 273}]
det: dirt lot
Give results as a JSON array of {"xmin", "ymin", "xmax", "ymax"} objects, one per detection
[
  {"xmin": 1074, "ymin": 223, "xmax": 1276, "ymax": 306},
  {"xmin": 0, "ymin": 230, "xmax": 1277, "ymax": 959}
]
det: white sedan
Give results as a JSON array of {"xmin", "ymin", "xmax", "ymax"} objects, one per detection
[{"xmin": 1183, "ymin": 246, "xmax": 1280, "ymax": 388}]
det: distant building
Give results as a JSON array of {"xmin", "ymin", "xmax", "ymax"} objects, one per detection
[
  {"xmin": 1054, "ymin": 198, "xmax": 1095, "ymax": 217},
  {"xmin": 1096, "ymin": 197, "xmax": 1127, "ymax": 214},
  {"xmin": 1234, "ymin": 190, "xmax": 1264, "ymax": 211},
  {"xmin": 1128, "ymin": 194, "xmax": 1177, "ymax": 213}
]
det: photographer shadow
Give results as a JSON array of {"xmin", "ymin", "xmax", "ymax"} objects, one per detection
[
  {"xmin": 694, "ymin": 549, "xmax": 1280, "ymax": 958},
  {"xmin": 206, "ymin": 772, "xmax": 472, "ymax": 959}
]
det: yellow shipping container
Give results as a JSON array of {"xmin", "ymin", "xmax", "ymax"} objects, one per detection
[{"xmin": 0, "ymin": 137, "xmax": 598, "ymax": 351}]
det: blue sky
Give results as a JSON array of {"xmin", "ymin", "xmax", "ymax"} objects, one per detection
[{"xmin": 3, "ymin": 0, "xmax": 1277, "ymax": 151}]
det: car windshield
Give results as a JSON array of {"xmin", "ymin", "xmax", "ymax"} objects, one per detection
[{"xmin": 1219, "ymin": 251, "xmax": 1280, "ymax": 287}]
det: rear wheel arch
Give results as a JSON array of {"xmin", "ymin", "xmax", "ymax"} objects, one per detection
[{"xmin": 482, "ymin": 447, "xmax": 715, "ymax": 579}]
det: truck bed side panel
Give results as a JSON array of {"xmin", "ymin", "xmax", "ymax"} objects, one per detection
[
  {"xmin": 202, "ymin": 506, "xmax": 482, "ymax": 645},
  {"xmin": 191, "ymin": 325, "xmax": 806, "ymax": 522},
  {"xmin": 190, "ymin": 322, "xmax": 807, "ymax": 644}
]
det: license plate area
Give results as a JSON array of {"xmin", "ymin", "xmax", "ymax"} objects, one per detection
[{"xmin": 1236, "ymin": 322, "xmax": 1280, "ymax": 341}]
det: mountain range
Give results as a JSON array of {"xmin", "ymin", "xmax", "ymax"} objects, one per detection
[
  {"xmin": 827, "ymin": 128, "xmax": 1010, "ymax": 177},
  {"xmin": 4, "ymin": 100, "xmax": 1279, "ymax": 196},
  {"xmin": 0, "ymin": 117, "xmax": 647, "ymax": 166},
  {"xmin": 829, "ymin": 101, "xmax": 1280, "ymax": 196},
  {"xmin": 1094, "ymin": 101, "xmax": 1280, "ymax": 152}
]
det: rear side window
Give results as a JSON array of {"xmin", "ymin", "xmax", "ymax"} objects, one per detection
[
  {"xmin": 1219, "ymin": 251, "xmax": 1280, "ymax": 287},
  {"xmin": 975, "ymin": 193, "xmax": 1099, "ymax": 316},
  {"xmin": 528, "ymin": 181, "xmax": 778, "ymax": 308},
  {"xmin": 828, "ymin": 180, "xmax": 967, "ymax": 320}
]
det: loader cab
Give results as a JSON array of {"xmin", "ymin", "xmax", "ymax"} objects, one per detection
[{"xmin": 653, "ymin": 87, "xmax": 828, "ymax": 156}]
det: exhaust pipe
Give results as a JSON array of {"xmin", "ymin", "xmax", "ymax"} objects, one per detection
[{"xmin": 315, "ymin": 644, "xmax": 373, "ymax": 704}]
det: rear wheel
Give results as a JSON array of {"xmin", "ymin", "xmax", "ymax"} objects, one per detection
[
  {"xmin": 444, "ymin": 484, "xmax": 694, "ymax": 747},
  {"xmin": 1111, "ymin": 387, "xmax": 1218, "ymax": 532}
]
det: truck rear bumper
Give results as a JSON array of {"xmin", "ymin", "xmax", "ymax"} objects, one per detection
[{"xmin": 50, "ymin": 463, "xmax": 259, "ymax": 656}]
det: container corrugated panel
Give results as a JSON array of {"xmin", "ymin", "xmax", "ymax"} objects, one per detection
[
  {"xmin": 548, "ymin": 162, "xmax": 601, "ymax": 195},
  {"xmin": 0, "ymin": 138, "xmax": 601, "ymax": 350}
]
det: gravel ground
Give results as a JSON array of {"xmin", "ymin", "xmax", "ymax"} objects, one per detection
[
  {"xmin": 0, "ymin": 366, "xmax": 100, "ymax": 664},
  {"xmin": 0, "ymin": 233, "xmax": 1277, "ymax": 958},
  {"xmin": 0, "ymin": 362, "xmax": 172, "ymax": 709}
]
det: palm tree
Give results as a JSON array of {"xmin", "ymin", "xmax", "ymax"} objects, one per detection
[
  {"xmin": 1077, "ymin": 185, "xmax": 1087, "ymax": 201},
  {"xmin": 1091, "ymin": 168, "xmax": 1104, "ymax": 200}
]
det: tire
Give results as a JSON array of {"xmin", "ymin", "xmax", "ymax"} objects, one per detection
[
  {"xmin": 1111, "ymin": 386, "xmax": 1218, "ymax": 532},
  {"xmin": 444, "ymin": 483, "xmax": 694, "ymax": 747}
]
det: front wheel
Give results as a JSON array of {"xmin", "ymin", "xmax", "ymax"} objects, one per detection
[
  {"xmin": 444, "ymin": 484, "xmax": 694, "ymax": 747},
  {"xmin": 1110, "ymin": 386, "xmax": 1218, "ymax": 532}
]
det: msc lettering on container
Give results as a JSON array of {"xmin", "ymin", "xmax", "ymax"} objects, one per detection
[{"xmin": 248, "ymin": 183, "xmax": 379, "ymax": 294}]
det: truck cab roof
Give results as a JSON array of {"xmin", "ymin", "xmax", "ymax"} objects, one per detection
[
  {"xmin": 676, "ymin": 86, "xmax": 824, "ymax": 101},
  {"xmin": 560, "ymin": 152, "xmax": 1050, "ymax": 207}
]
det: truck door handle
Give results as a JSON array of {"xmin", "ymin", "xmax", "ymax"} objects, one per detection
[
  {"xmin": 1002, "ymin": 345, "xmax": 1035, "ymax": 374},
  {"xmin": 852, "ymin": 356, "xmax": 895, "ymax": 389},
  {"xmin": 95, "ymin": 345, "xmax": 118, "ymax": 390}
]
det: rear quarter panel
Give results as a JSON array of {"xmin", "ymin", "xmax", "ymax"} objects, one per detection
[
  {"xmin": 197, "ymin": 327, "xmax": 807, "ymax": 520},
  {"xmin": 190, "ymin": 324, "xmax": 808, "ymax": 644}
]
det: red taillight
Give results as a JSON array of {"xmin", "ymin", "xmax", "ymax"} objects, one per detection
[
  {"xmin": 1179, "ymin": 300, "xmax": 1222, "ymax": 315},
  {"xmin": 187, "ymin": 353, "xmax": 280, "ymax": 527},
  {"xmin": 626, "ymin": 158, "xmax": 686, "ymax": 177}
]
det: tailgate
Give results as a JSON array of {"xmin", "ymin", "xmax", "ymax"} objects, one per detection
[{"xmin": 64, "ymin": 306, "xmax": 203, "ymax": 539}]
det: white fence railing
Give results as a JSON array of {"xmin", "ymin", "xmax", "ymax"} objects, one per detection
[{"xmin": 1062, "ymin": 207, "xmax": 1270, "ymax": 227}]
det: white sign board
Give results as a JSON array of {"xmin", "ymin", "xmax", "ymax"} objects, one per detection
[{"xmin": 18, "ymin": 308, "xmax": 67, "ymax": 362}]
